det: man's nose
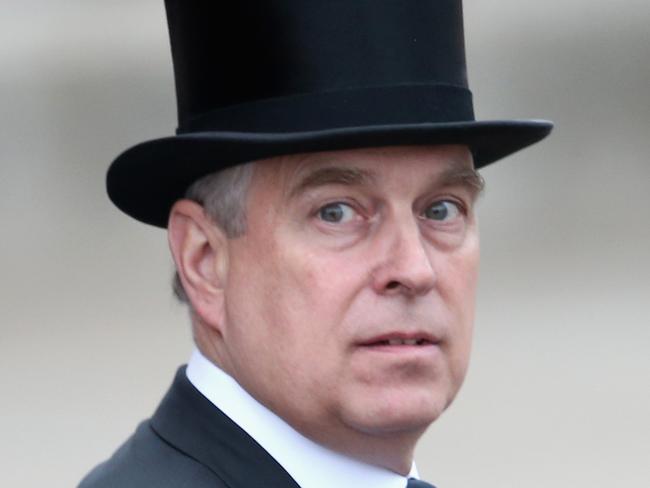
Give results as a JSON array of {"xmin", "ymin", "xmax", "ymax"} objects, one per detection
[{"xmin": 370, "ymin": 217, "xmax": 437, "ymax": 297}]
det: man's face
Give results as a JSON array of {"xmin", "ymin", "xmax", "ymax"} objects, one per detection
[{"xmin": 218, "ymin": 145, "xmax": 480, "ymax": 451}]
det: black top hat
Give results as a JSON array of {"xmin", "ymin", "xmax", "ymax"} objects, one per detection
[{"xmin": 108, "ymin": 0, "xmax": 552, "ymax": 227}]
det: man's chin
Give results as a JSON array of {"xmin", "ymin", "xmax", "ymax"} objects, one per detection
[{"xmin": 342, "ymin": 393, "xmax": 451, "ymax": 438}]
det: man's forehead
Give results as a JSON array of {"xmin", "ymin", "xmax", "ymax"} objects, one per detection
[
  {"xmin": 254, "ymin": 144, "xmax": 476, "ymax": 192},
  {"xmin": 291, "ymin": 144, "xmax": 473, "ymax": 171}
]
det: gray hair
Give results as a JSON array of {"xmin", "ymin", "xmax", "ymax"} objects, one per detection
[{"xmin": 172, "ymin": 162, "xmax": 255, "ymax": 303}]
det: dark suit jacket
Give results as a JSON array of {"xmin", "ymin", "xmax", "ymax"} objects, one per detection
[{"xmin": 78, "ymin": 367, "xmax": 301, "ymax": 488}]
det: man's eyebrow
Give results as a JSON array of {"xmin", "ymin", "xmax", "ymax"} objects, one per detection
[
  {"xmin": 435, "ymin": 166, "xmax": 485, "ymax": 197},
  {"xmin": 288, "ymin": 163, "xmax": 485, "ymax": 199},
  {"xmin": 289, "ymin": 166, "xmax": 376, "ymax": 198}
]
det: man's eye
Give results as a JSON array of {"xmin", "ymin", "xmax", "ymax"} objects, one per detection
[
  {"xmin": 318, "ymin": 202, "xmax": 356, "ymax": 223},
  {"xmin": 423, "ymin": 200, "xmax": 461, "ymax": 221}
]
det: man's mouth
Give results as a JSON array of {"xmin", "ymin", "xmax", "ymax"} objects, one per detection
[
  {"xmin": 372, "ymin": 338, "xmax": 431, "ymax": 346},
  {"xmin": 359, "ymin": 333, "xmax": 440, "ymax": 348}
]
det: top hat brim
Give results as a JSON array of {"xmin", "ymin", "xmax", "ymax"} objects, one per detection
[{"xmin": 107, "ymin": 119, "xmax": 553, "ymax": 228}]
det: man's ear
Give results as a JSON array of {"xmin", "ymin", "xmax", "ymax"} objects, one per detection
[{"xmin": 167, "ymin": 200, "xmax": 228, "ymax": 330}]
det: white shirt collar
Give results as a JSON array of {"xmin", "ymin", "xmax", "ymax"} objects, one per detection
[{"xmin": 186, "ymin": 348, "xmax": 419, "ymax": 488}]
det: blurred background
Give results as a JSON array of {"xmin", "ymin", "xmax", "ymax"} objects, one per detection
[{"xmin": 1, "ymin": 1, "xmax": 648, "ymax": 486}]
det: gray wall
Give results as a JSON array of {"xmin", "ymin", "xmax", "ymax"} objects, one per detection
[{"xmin": 1, "ymin": 1, "xmax": 648, "ymax": 486}]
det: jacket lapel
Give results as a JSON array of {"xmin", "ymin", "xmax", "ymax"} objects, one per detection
[{"xmin": 151, "ymin": 367, "xmax": 301, "ymax": 488}]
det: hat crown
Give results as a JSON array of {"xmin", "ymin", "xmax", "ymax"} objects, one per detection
[{"xmin": 165, "ymin": 0, "xmax": 470, "ymax": 132}]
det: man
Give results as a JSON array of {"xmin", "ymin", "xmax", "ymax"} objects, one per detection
[{"xmin": 80, "ymin": 1, "xmax": 552, "ymax": 487}]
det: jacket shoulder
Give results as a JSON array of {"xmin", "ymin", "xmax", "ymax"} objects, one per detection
[{"xmin": 78, "ymin": 420, "xmax": 226, "ymax": 488}]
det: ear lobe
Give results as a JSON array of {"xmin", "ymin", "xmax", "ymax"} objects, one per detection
[{"xmin": 167, "ymin": 200, "xmax": 228, "ymax": 328}]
